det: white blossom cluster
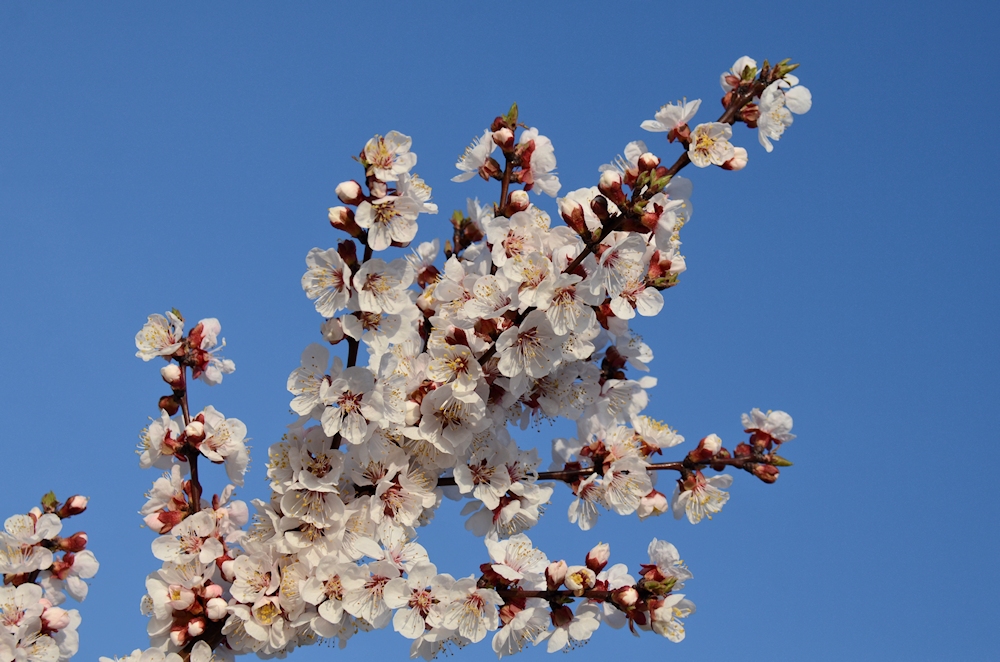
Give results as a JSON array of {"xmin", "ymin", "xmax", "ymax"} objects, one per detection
[
  {"xmin": 0, "ymin": 498, "xmax": 98, "ymax": 662},
  {"xmin": 119, "ymin": 56, "xmax": 807, "ymax": 662}
]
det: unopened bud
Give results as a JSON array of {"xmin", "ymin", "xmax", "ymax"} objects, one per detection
[
  {"xmin": 590, "ymin": 195, "xmax": 611, "ymax": 222},
  {"xmin": 169, "ymin": 628, "xmax": 188, "ymax": 648},
  {"xmin": 585, "ymin": 543, "xmax": 610, "ymax": 573},
  {"xmin": 507, "ymin": 189, "xmax": 529, "ymax": 213},
  {"xmin": 752, "ymin": 463, "xmax": 780, "ymax": 483},
  {"xmin": 158, "ymin": 395, "xmax": 181, "ymax": 417},
  {"xmin": 492, "ymin": 127, "xmax": 515, "ymax": 151},
  {"xmin": 220, "ymin": 558, "xmax": 236, "ymax": 582},
  {"xmin": 206, "ymin": 597, "xmax": 229, "ymax": 621},
  {"xmin": 184, "ymin": 421, "xmax": 205, "ymax": 441},
  {"xmin": 320, "ymin": 318, "xmax": 345, "ymax": 345},
  {"xmin": 479, "ymin": 157, "xmax": 502, "ymax": 181},
  {"xmin": 59, "ymin": 532, "xmax": 88, "ymax": 552},
  {"xmin": 41, "ymin": 606, "xmax": 71, "ymax": 631},
  {"xmin": 770, "ymin": 454, "xmax": 794, "ymax": 467},
  {"xmin": 612, "ymin": 586, "xmax": 639, "ymax": 608},
  {"xmin": 699, "ymin": 434, "xmax": 722, "ymax": 454},
  {"xmin": 368, "ymin": 179, "xmax": 387, "ymax": 199},
  {"xmin": 564, "ymin": 565, "xmax": 597, "ymax": 596},
  {"xmin": 58, "ymin": 495, "xmax": 89, "ymax": 519},
  {"xmin": 335, "ymin": 180, "xmax": 365, "ymax": 205},
  {"xmin": 160, "ymin": 364, "xmax": 182, "ymax": 388},
  {"xmin": 722, "ymin": 146, "xmax": 748, "ymax": 171},
  {"xmin": 145, "ymin": 510, "xmax": 183, "ymax": 534},
  {"xmin": 545, "ymin": 560, "xmax": 568, "ymax": 590},
  {"xmin": 202, "ymin": 583, "xmax": 224, "ymax": 600},
  {"xmin": 598, "ymin": 170, "xmax": 626, "ymax": 205},
  {"xmin": 328, "ymin": 206, "xmax": 363, "ymax": 237},
  {"xmin": 404, "ymin": 400, "xmax": 421, "ymax": 426},
  {"xmin": 637, "ymin": 152, "xmax": 661, "ymax": 173},
  {"xmin": 186, "ymin": 617, "xmax": 206, "ymax": 637},
  {"xmin": 557, "ymin": 198, "xmax": 587, "ymax": 235}
]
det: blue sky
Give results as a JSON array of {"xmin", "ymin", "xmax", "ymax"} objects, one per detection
[{"xmin": 1, "ymin": 1, "xmax": 997, "ymax": 660}]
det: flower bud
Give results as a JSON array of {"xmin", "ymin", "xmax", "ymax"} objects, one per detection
[
  {"xmin": 585, "ymin": 543, "xmax": 610, "ymax": 573},
  {"xmin": 158, "ymin": 394, "xmax": 181, "ymax": 417},
  {"xmin": 598, "ymin": 170, "xmax": 626, "ymax": 205},
  {"xmin": 160, "ymin": 364, "xmax": 182, "ymax": 388},
  {"xmin": 335, "ymin": 180, "xmax": 365, "ymax": 205},
  {"xmin": 220, "ymin": 559, "xmax": 236, "ymax": 582},
  {"xmin": 369, "ymin": 179, "xmax": 387, "ymax": 199},
  {"xmin": 545, "ymin": 560, "xmax": 568, "ymax": 590},
  {"xmin": 590, "ymin": 195, "xmax": 611, "ymax": 223},
  {"xmin": 478, "ymin": 157, "xmax": 502, "ymax": 181},
  {"xmin": 611, "ymin": 586, "xmax": 639, "ymax": 608},
  {"xmin": 699, "ymin": 434, "xmax": 722, "ymax": 454},
  {"xmin": 404, "ymin": 400, "xmax": 421, "ymax": 426},
  {"xmin": 184, "ymin": 421, "xmax": 205, "ymax": 442},
  {"xmin": 722, "ymin": 146, "xmax": 748, "ymax": 171},
  {"xmin": 752, "ymin": 463, "xmax": 780, "ymax": 483},
  {"xmin": 564, "ymin": 565, "xmax": 596, "ymax": 595},
  {"xmin": 145, "ymin": 510, "xmax": 184, "ymax": 534},
  {"xmin": 186, "ymin": 617, "xmax": 206, "ymax": 637},
  {"xmin": 507, "ymin": 189, "xmax": 530, "ymax": 213},
  {"xmin": 492, "ymin": 127, "xmax": 515, "ymax": 151},
  {"xmin": 58, "ymin": 496, "xmax": 89, "ymax": 519},
  {"xmin": 59, "ymin": 532, "xmax": 88, "ymax": 552},
  {"xmin": 206, "ymin": 597, "xmax": 229, "ymax": 621},
  {"xmin": 557, "ymin": 198, "xmax": 587, "ymax": 235},
  {"xmin": 638, "ymin": 152, "xmax": 661, "ymax": 173},
  {"xmin": 320, "ymin": 318, "xmax": 345, "ymax": 345},
  {"xmin": 328, "ymin": 206, "xmax": 364, "ymax": 238},
  {"xmin": 169, "ymin": 628, "xmax": 188, "ymax": 648},
  {"xmin": 41, "ymin": 606, "xmax": 71, "ymax": 631}
]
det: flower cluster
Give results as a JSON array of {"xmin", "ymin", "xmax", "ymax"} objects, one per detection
[
  {"xmin": 117, "ymin": 55, "xmax": 808, "ymax": 661},
  {"xmin": 1, "ymin": 494, "xmax": 97, "ymax": 662}
]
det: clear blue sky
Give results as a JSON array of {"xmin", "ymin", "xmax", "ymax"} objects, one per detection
[{"xmin": 1, "ymin": 2, "xmax": 997, "ymax": 660}]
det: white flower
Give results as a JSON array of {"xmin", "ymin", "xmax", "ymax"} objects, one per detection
[
  {"xmin": 453, "ymin": 130, "xmax": 496, "ymax": 183},
  {"xmin": 135, "ymin": 312, "xmax": 183, "ymax": 361},
  {"xmin": 319, "ymin": 366, "xmax": 380, "ymax": 444},
  {"xmin": 353, "ymin": 258, "xmax": 415, "ymax": 314},
  {"xmin": 138, "ymin": 410, "xmax": 179, "ymax": 470},
  {"xmin": 302, "ymin": 248, "xmax": 352, "ymax": 316},
  {"xmin": 432, "ymin": 578, "xmax": 502, "ymax": 643},
  {"xmin": 342, "ymin": 560, "xmax": 398, "ymax": 628},
  {"xmin": 672, "ymin": 472, "xmax": 733, "ymax": 524},
  {"xmin": 355, "ymin": 196, "xmax": 421, "ymax": 251},
  {"xmin": 287, "ymin": 343, "xmax": 332, "ymax": 417},
  {"xmin": 364, "ymin": 131, "xmax": 416, "ymax": 182},
  {"xmin": 641, "ymin": 99, "xmax": 702, "ymax": 138},
  {"xmin": 602, "ymin": 456, "xmax": 653, "ymax": 515},
  {"xmin": 535, "ymin": 603, "xmax": 601, "ymax": 653},
  {"xmin": 150, "ymin": 511, "xmax": 222, "ymax": 564},
  {"xmin": 518, "ymin": 128, "xmax": 560, "ymax": 197},
  {"xmin": 485, "ymin": 533, "xmax": 548, "ymax": 582},
  {"xmin": 198, "ymin": 406, "xmax": 250, "ymax": 486},
  {"xmin": 382, "ymin": 563, "xmax": 446, "ymax": 639},
  {"xmin": 688, "ymin": 122, "xmax": 736, "ymax": 167},
  {"xmin": 650, "ymin": 594, "xmax": 695, "ymax": 642},
  {"xmin": 492, "ymin": 603, "xmax": 548, "ymax": 657},
  {"xmin": 741, "ymin": 408, "xmax": 796, "ymax": 443},
  {"xmin": 495, "ymin": 310, "xmax": 563, "ymax": 396},
  {"xmin": 756, "ymin": 80, "xmax": 811, "ymax": 153}
]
